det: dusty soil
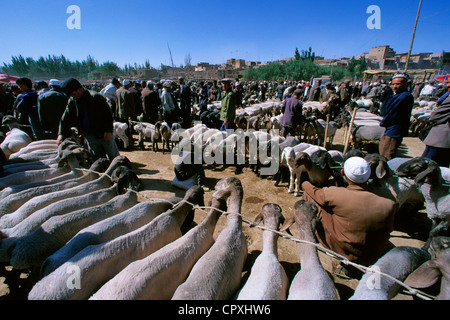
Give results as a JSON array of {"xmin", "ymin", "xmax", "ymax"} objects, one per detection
[{"xmin": 0, "ymin": 121, "xmax": 430, "ymax": 300}]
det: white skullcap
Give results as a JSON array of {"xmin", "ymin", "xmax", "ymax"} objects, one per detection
[
  {"xmin": 343, "ymin": 156, "xmax": 371, "ymax": 184},
  {"xmin": 49, "ymin": 79, "xmax": 61, "ymax": 86},
  {"xmin": 123, "ymin": 79, "xmax": 131, "ymax": 86}
]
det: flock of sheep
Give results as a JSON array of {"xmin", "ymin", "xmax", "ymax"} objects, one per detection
[{"xmin": 0, "ymin": 95, "xmax": 448, "ymax": 300}]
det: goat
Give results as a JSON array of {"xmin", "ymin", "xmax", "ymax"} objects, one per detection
[
  {"xmin": 281, "ymin": 200, "xmax": 339, "ymax": 300},
  {"xmin": 28, "ymin": 186, "xmax": 204, "ymax": 300},
  {"xmin": 405, "ymin": 236, "xmax": 450, "ymax": 300},
  {"xmin": 171, "ymin": 177, "xmax": 247, "ymax": 300},
  {"xmin": 350, "ymin": 246, "xmax": 430, "ymax": 300},
  {"xmin": 235, "ymin": 203, "xmax": 289, "ymax": 300}
]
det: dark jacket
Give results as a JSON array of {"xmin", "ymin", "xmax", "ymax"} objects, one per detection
[
  {"xmin": 423, "ymin": 95, "xmax": 450, "ymax": 149},
  {"xmin": 380, "ymin": 89, "xmax": 414, "ymax": 138},
  {"xmin": 281, "ymin": 96, "xmax": 303, "ymax": 128},
  {"xmin": 58, "ymin": 90, "xmax": 113, "ymax": 138},
  {"xmin": 38, "ymin": 89, "xmax": 69, "ymax": 137},
  {"xmin": 141, "ymin": 87, "xmax": 161, "ymax": 124}
]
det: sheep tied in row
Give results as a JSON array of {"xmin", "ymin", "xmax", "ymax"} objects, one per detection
[{"xmin": 0, "ymin": 136, "xmax": 448, "ymax": 299}]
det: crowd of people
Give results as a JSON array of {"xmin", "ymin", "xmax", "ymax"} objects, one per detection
[{"xmin": 0, "ymin": 72, "xmax": 449, "ymax": 278}]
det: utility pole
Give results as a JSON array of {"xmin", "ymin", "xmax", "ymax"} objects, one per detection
[
  {"xmin": 167, "ymin": 43, "xmax": 174, "ymax": 67},
  {"xmin": 405, "ymin": 0, "xmax": 423, "ymax": 72}
]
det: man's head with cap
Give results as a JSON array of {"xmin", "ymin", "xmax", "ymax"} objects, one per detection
[
  {"xmin": 391, "ymin": 72, "xmax": 410, "ymax": 94},
  {"xmin": 61, "ymin": 78, "xmax": 83, "ymax": 99},
  {"xmin": 49, "ymin": 79, "xmax": 62, "ymax": 88},
  {"xmin": 343, "ymin": 156, "xmax": 371, "ymax": 184},
  {"xmin": 123, "ymin": 79, "xmax": 131, "ymax": 88}
]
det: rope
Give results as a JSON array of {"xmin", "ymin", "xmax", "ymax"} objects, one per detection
[{"xmin": 74, "ymin": 166, "xmax": 437, "ymax": 300}]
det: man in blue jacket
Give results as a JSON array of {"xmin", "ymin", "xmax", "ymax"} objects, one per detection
[
  {"xmin": 379, "ymin": 73, "xmax": 414, "ymax": 160},
  {"xmin": 281, "ymin": 88, "xmax": 305, "ymax": 138}
]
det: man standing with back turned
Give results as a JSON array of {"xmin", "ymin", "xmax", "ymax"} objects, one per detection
[{"xmin": 379, "ymin": 73, "xmax": 414, "ymax": 160}]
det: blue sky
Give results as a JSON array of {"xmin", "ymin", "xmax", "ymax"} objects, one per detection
[{"xmin": 1, "ymin": 0, "xmax": 449, "ymax": 69}]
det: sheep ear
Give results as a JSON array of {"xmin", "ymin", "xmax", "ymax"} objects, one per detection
[
  {"xmin": 280, "ymin": 216, "xmax": 295, "ymax": 235},
  {"xmin": 404, "ymin": 260, "xmax": 441, "ymax": 289},
  {"xmin": 415, "ymin": 163, "xmax": 439, "ymax": 184},
  {"xmin": 376, "ymin": 161, "xmax": 387, "ymax": 179},
  {"xmin": 251, "ymin": 213, "xmax": 264, "ymax": 228}
]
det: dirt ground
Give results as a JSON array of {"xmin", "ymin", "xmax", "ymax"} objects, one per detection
[{"xmin": 0, "ymin": 120, "xmax": 431, "ymax": 300}]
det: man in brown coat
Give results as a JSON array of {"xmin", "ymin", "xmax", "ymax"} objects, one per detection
[{"xmin": 302, "ymin": 156, "xmax": 398, "ymax": 269}]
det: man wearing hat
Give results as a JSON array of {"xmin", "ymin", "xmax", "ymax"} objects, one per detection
[
  {"xmin": 115, "ymin": 79, "xmax": 136, "ymax": 122},
  {"xmin": 37, "ymin": 79, "xmax": 69, "ymax": 139},
  {"xmin": 141, "ymin": 81, "xmax": 161, "ymax": 124},
  {"xmin": 379, "ymin": 73, "xmax": 414, "ymax": 160},
  {"xmin": 161, "ymin": 81, "xmax": 177, "ymax": 126},
  {"xmin": 15, "ymin": 77, "xmax": 43, "ymax": 139},
  {"xmin": 219, "ymin": 78, "xmax": 237, "ymax": 131},
  {"xmin": 280, "ymin": 88, "xmax": 304, "ymax": 138},
  {"xmin": 301, "ymin": 156, "xmax": 398, "ymax": 270},
  {"xmin": 58, "ymin": 78, "xmax": 119, "ymax": 161}
]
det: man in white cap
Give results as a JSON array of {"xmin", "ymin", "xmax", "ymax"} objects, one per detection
[
  {"xmin": 301, "ymin": 156, "xmax": 398, "ymax": 272},
  {"xmin": 37, "ymin": 79, "xmax": 69, "ymax": 139}
]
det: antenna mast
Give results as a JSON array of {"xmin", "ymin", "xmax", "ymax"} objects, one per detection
[{"xmin": 167, "ymin": 43, "xmax": 175, "ymax": 67}]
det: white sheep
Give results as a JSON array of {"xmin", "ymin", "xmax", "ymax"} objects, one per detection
[
  {"xmin": 235, "ymin": 203, "xmax": 289, "ymax": 300},
  {"xmin": 281, "ymin": 200, "xmax": 339, "ymax": 300},
  {"xmin": 28, "ymin": 186, "xmax": 204, "ymax": 300},
  {"xmin": 9, "ymin": 190, "xmax": 139, "ymax": 270},
  {"xmin": 91, "ymin": 193, "xmax": 226, "ymax": 300},
  {"xmin": 350, "ymin": 246, "xmax": 430, "ymax": 300},
  {"xmin": 40, "ymin": 195, "xmax": 180, "ymax": 276},
  {"xmin": 113, "ymin": 122, "xmax": 129, "ymax": 149},
  {"xmin": 171, "ymin": 177, "xmax": 247, "ymax": 300},
  {"xmin": 0, "ymin": 128, "xmax": 32, "ymax": 160}
]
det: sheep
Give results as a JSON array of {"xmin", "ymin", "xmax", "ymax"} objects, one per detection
[
  {"xmin": 0, "ymin": 128, "xmax": 32, "ymax": 160},
  {"xmin": 0, "ymin": 156, "xmax": 130, "ymax": 229},
  {"xmin": 363, "ymin": 153, "xmax": 424, "ymax": 207},
  {"xmin": 0, "ymin": 146, "xmax": 93, "ymax": 200},
  {"xmin": 0, "ymin": 180, "xmax": 124, "ymax": 262},
  {"xmin": 0, "ymin": 158, "xmax": 110, "ymax": 217},
  {"xmin": 113, "ymin": 122, "xmax": 129, "ymax": 150},
  {"xmin": 8, "ymin": 141, "xmax": 58, "ymax": 159},
  {"xmin": 280, "ymin": 200, "xmax": 339, "ymax": 300},
  {"xmin": 40, "ymin": 195, "xmax": 181, "ymax": 276},
  {"xmin": 171, "ymin": 177, "xmax": 247, "ymax": 300},
  {"xmin": 91, "ymin": 193, "xmax": 226, "ymax": 300},
  {"xmin": 160, "ymin": 121, "xmax": 172, "ymax": 154},
  {"xmin": 311, "ymin": 117, "xmax": 338, "ymax": 146},
  {"xmin": 350, "ymin": 246, "xmax": 431, "ymax": 300},
  {"xmin": 405, "ymin": 236, "xmax": 450, "ymax": 300},
  {"xmin": 235, "ymin": 203, "xmax": 289, "ymax": 300},
  {"xmin": 351, "ymin": 124, "xmax": 385, "ymax": 150},
  {"xmin": 0, "ymin": 145, "xmax": 91, "ymax": 190},
  {"xmin": 395, "ymin": 157, "xmax": 450, "ymax": 249},
  {"xmin": 133, "ymin": 121, "xmax": 161, "ymax": 151},
  {"xmin": 8, "ymin": 189, "xmax": 139, "ymax": 270},
  {"xmin": 28, "ymin": 186, "xmax": 204, "ymax": 300}
]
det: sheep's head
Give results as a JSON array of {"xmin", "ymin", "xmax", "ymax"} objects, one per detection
[
  {"xmin": 89, "ymin": 157, "xmax": 110, "ymax": 173},
  {"xmin": 294, "ymin": 152, "xmax": 310, "ymax": 169},
  {"xmin": 58, "ymin": 146, "xmax": 91, "ymax": 168},
  {"xmin": 213, "ymin": 177, "xmax": 243, "ymax": 202},
  {"xmin": 185, "ymin": 185, "xmax": 205, "ymax": 208},
  {"xmin": 251, "ymin": 203, "xmax": 284, "ymax": 230},
  {"xmin": 109, "ymin": 155, "xmax": 132, "ymax": 169},
  {"xmin": 364, "ymin": 153, "xmax": 391, "ymax": 180},
  {"xmin": 280, "ymin": 200, "xmax": 319, "ymax": 236},
  {"xmin": 396, "ymin": 157, "xmax": 442, "ymax": 185},
  {"xmin": 310, "ymin": 150, "xmax": 331, "ymax": 170},
  {"xmin": 111, "ymin": 166, "xmax": 143, "ymax": 193},
  {"xmin": 343, "ymin": 149, "xmax": 366, "ymax": 162}
]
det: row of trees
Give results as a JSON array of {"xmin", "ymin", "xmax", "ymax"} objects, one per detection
[
  {"xmin": 243, "ymin": 48, "xmax": 368, "ymax": 82},
  {"xmin": 1, "ymin": 54, "xmax": 158, "ymax": 80}
]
